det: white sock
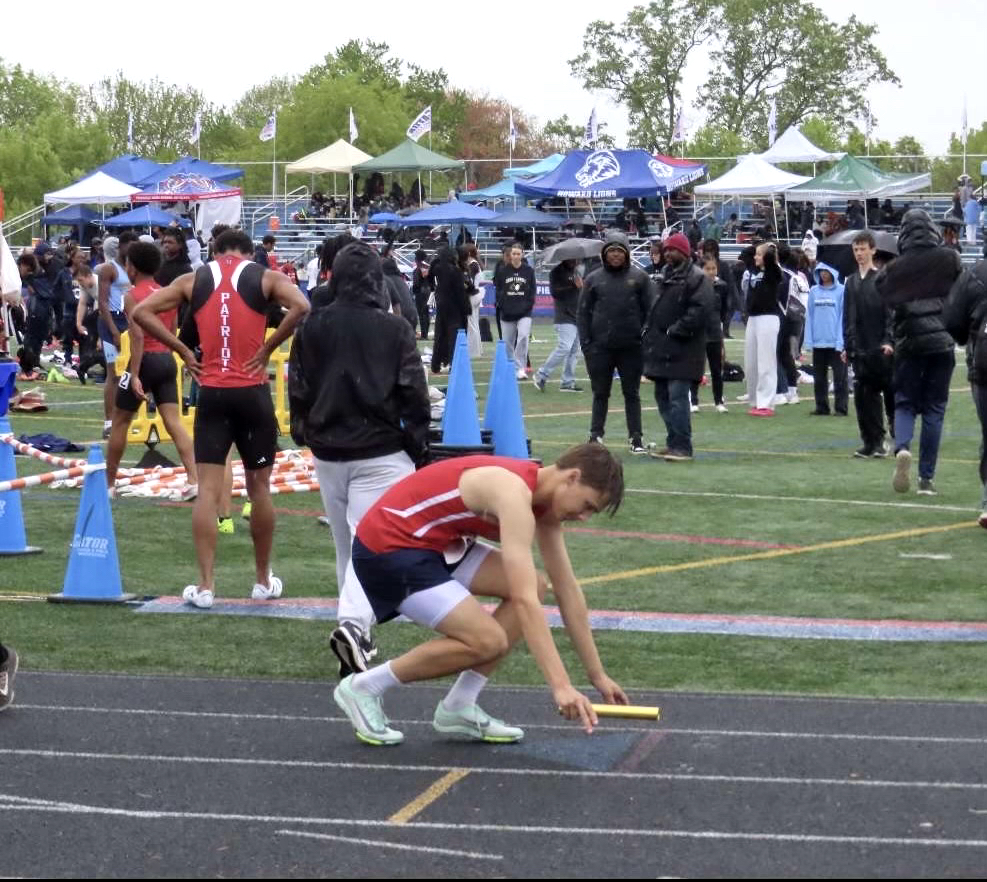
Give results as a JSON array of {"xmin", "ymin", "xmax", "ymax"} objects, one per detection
[
  {"xmin": 103, "ymin": 420, "xmax": 112, "ymax": 429},
  {"xmin": 351, "ymin": 661, "xmax": 401, "ymax": 698},
  {"xmin": 442, "ymin": 670, "xmax": 488, "ymax": 711}
]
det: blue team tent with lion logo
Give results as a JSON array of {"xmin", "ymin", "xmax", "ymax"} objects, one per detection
[{"xmin": 515, "ymin": 149, "xmax": 705, "ymax": 199}]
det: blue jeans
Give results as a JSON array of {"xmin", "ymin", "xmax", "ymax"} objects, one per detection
[
  {"xmin": 653, "ymin": 378, "xmax": 693, "ymax": 455},
  {"xmin": 536, "ymin": 323, "xmax": 581, "ymax": 386},
  {"xmin": 893, "ymin": 350, "xmax": 955, "ymax": 480}
]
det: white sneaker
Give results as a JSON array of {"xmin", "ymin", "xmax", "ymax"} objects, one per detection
[
  {"xmin": 179, "ymin": 483, "xmax": 198, "ymax": 502},
  {"xmin": 772, "ymin": 394, "xmax": 788, "ymax": 407},
  {"xmin": 787, "ymin": 387, "xmax": 800, "ymax": 404},
  {"xmin": 690, "ymin": 404, "xmax": 699, "ymax": 414},
  {"xmin": 515, "ymin": 369, "xmax": 527, "ymax": 380},
  {"xmin": 736, "ymin": 393, "xmax": 749, "ymax": 402},
  {"xmin": 251, "ymin": 573, "xmax": 283, "ymax": 600},
  {"xmin": 182, "ymin": 585, "xmax": 214, "ymax": 609},
  {"xmin": 715, "ymin": 403, "xmax": 728, "ymax": 413}
]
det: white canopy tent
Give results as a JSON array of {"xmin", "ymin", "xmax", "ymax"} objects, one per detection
[
  {"xmin": 286, "ymin": 139, "xmax": 373, "ymax": 217},
  {"xmin": 43, "ymin": 171, "xmax": 141, "ymax": 206},
  {"xmin": 694, "ymin": 155, "xmax": 811, "ymax": 196},
  {"xmin": 759, "ymin": 127, "xmax": 844, "ymax": 165}
]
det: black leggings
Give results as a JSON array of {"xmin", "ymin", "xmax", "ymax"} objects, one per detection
[{"xmin": 690, "ymin": 341, "xmax": 724, "ymax": 406}]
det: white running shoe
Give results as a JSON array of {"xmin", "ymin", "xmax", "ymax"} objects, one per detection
[
  {"xmin": 715, "ymin": 403, "xmax": 728, "ymax": 413},
  {"xmin": 432, "ymin": 701, "xmax": 524, "ymax": 743},
  {"xmin": 334, "ymin": 675, "xmax": 404, "ymax": 746},
  {"xmin": 736, "ymin": 393, "xmax": 749, "ymax": 402},
  {"xmin": 251, "ymin": 573, "xmax": 283, "ymax": 600},
  {"xmin": 892, "ymin": 449, "xmax": 912, "ymax": 494},
  {"xmin": 182, "ymin": 585, "xmax": 214, "ymax": 609},
  {"xmin": 787, "ymin": 387, "xmax": 800, "ymax": 404},
  {"xmin": 772, "ymin": 394, "xmax": 788, "ymax": 407},
  {"xmin": 690, "ymin": 404, "xmax": 700, "ymax": 413},
  {"xmin": 515, "ymin": 369, "xmax": 527, "ymax": 380}
]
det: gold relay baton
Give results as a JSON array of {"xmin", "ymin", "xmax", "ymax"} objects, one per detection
[{"xmin": 557, "ymin": 704, "xmax": 662, "ymax": 721}]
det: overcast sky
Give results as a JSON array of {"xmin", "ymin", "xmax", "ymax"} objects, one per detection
[{"xmin": 2, "ymin": 0, "xmax": 981, "ymax": 158}]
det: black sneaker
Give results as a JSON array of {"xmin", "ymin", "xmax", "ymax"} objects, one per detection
[
  {"xmin": 559, "ymin": 383, "xmax": 583, "ymax": 392},
  {"xmin": 588, "ymin": 434, "xmax": 604, "ymax": 444},
  {"xmin": 663, "ymin": 449, "xmax": 694, "ymax": 462},
  {"xmin": 872, "ymin": 442, "xmax": 890, "ymax": 458},
  {"xmin": 330, "ymin": 622, "xmax": 378, "ymax": 679},
  {"xmin": 629, "ymin": 438, "xmax": 647, "ymax": 455},
  {"xmin": 0, "ymin": 646, "xmax": 18, "ymax": 712},
  {"xmin": 853, "ymin": 446, "xmax": 875, "ymax": 459},
  {"xmin": 917, "ymin": 478, "xmax": 938, "ymax": 496}
]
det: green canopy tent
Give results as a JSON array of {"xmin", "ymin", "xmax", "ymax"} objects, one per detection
[
  {"xmin": 353, "ymin": 139, "xmax": 464, "ymax": 205},
  {"xmin": 784, "ymin": 155, "xmax": 931, "ymax": 224}
]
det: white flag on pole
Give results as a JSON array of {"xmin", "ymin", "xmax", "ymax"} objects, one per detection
[
  {"xmin": 127, "ymin": 112, "xmax": 134, "ymax": 152},
  {"xmin": 962, "ymin": 96, "xmax": 968, "ymax": 140},
  {"xmin": 407, "ymin": 106, "xmax": 432, "ymax": 142},
  {"xmin": 349, "ymin": 107, "xmax": 359, "ymax": 143},
  {"xmin": 259, "ymin": 113, "xmax": 277, "ymax": 142},
  {"xmin": 767, "ymin": 98, "xmax": 777, "ymax": 146},
  {"xmin": 672, "ymin": 109, "xmax": 686, "ymax": 143},
  {"xmin": 584, "ymin": 107, "xmax": 598, "ymax": 147},
  {"xmin": 507, "ymin": 107, "xmax": 517, "ymax": 151},
  {"xmin": 190, "ymin": 112, "xmax": 201, "ymax": 145}
]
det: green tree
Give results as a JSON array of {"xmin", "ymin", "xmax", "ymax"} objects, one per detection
[
  {"xmin": 0, "ymin": 60, "xmax": 78, "ymax": 128},
  {"xmin": 683, "ymin": 124, "xmax": 750, "ymax": 178},
  {"xmin": 303, "ymin": 40, "xmax": 402, "ymax": 90},
  {"xmin": 230, "ymin": 76, "xmax": 298, "ymax": 131},
  {"xmin": 892, "ymin": 136, "xmax": 926, "ymax": 174},
  {"xmin": 533, "ymin": 115, "xmax": 615, "ymax": 154},
  {"xmin": 570, "ymin": 0, "xmax": 716, "ymax": 149},
  {"xmin": 700, "ymin": 0, "xmax": 899, "ymax": 144}
]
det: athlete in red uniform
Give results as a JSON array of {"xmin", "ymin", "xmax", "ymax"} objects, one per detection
[
  {"xmin": 133, "ymin": 229, "xmax": 310, "ymax": 608},
  {"xmin": 333, "ymin": 443, "xmax": 629, "ymax": 746},
  {"xmin": 104, "ymin": 242, "xmax": 196, "ymax": 491}
]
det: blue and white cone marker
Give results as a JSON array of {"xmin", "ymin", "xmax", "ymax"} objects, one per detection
[
  {"xmin": 49, "ymin": 446, "xmax": 134, "ymax": 603},
  {"xmin": 483, "ymin": 341, "xmax": 510, "ymax": 432},
  {"xmin": 441, "ymin": 329, "xmax": 482, "ymax": 446},
  {"xmin": 0, "ymin": 417, "xmax": 42, "ymax": 556},
  {"xmin": 490, "ymin": 356, "xmax": 530, "ymax": 459}
]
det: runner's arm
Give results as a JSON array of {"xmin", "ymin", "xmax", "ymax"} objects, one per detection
[
  {"xmin": 97, "ymin": 264, "xmax": 118, "ymax": 344},
  {"xmin": 132, "ymin": 275, "xmax": 199, "ymax": 377},
  {"xmin": 536, "ymin": 522, "xmax": 628, "ymax": 706},
  {"xmin": 123, "ymin": 292, "xmax": 144, "ymax": 379}
]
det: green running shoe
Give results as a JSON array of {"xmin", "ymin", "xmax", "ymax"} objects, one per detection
[
  {"xmin": 432, "ymin": 701, "xmax": 524, "ymax": 743},
  {"xmin": 333, "ymin": 675, "xmax": 403, "ymax": 746}
]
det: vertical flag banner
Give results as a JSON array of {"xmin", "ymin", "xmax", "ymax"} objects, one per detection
[
  {"xmin": 672, "ymin": 109, "xmax": 685, "ymax": 143},
  {"xmin": 259, "ymin": 113, "xmax": 277, "ymax": 142},
  {"xmin": 508, "ymin": 107, "xmax": 517, "ymax": 151},
  {"xmin": 349, "ymin": 107, "xmax": 359, "ymax": 143},
  {"xmin": 767, "ymin": 98, "xmax": 777, "ymax": 146},
  {"xmin": 407, "ymin": 106, "xmax": 432, "ymax": 142},
  {"xmin": 190, "ymin": 112, "xmax": 201, "ymax": 145},
  {"xmin": 127, "ymin": 112, "xmax": 134, "ymax": 152},
  {"xmin": 584, "ymin": 107, "xmax": 598, "ymax": 147}
]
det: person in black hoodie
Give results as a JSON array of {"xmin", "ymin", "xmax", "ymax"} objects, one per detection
[
  {"xmin": 411, "ymin": 249, "xmax": 433, "ymax": 339},
  {"xmin": 577, "ymin": 231, "xmax": 654, "ymax": 452},
  {"xmin": 498, "ymin": 243, "xmax": 537, "ymax": 380},
  {"xmin": 381, "ymin": 257, "xmax": 418, "ymax": 332},
  {"xmin": 289, "ymin": 241, "xmax": 430, "ymax": 677},
  {"xmin": 641, "ymin": 232, "xmax": 715, "ymax": 461},
  {"xmin": 428, "ymin": 245, "xmax": 471, "ymax": 373},
  {"xmin": 877, "ymin": 209, "xmax": 961, "ymax": 495},
  {"xmin": 533, "ymin": 259, "xmax": 583, "ymax": 392},
  {"xmin": 843, "ymin": 231, "xmax": 894, "ymax": 458}
]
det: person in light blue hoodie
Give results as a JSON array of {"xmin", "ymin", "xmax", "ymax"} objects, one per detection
[{"xmin": 805, "ymin": 262, "xmax": 848, "ymax": 415}]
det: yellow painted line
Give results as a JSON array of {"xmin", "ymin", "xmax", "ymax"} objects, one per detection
[
  {"xmin": 581, "ymin": 521, "xmax": 974, "ymax": 585},
  {"xmin": 388, "ymin": 768, "xmax": 471, "ymax": 825}
]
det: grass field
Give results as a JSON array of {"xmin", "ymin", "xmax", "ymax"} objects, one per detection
[{"xmin": 3, "ymin": 320, "xmax": 987, "ymax": 700}]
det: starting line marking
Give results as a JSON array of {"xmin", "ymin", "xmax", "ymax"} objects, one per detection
[
  {"xmin": 1, "ymin": 794, "xmax": 985, "ymax": 850},
  {"xmin": 388, "ymin": 769, "xmax": 471, "ymax": 825},
  {"xmin": 4, "ymin": 748, "xmax": 987, "ymax": 790},
  {"xmin": 14, "ymin": 705, "xmax": 987, "ymax": 745},
  {"xmin": 276, "ymin": 828, "xmax": 502, "ymax": 861}
]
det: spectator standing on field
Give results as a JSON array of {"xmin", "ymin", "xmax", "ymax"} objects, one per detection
[
  {"xmin": 498, "ymin": 244, "xmax": 537, "ymax": 380},
  {"xmin": 533, "ymin": 259, "xmax": 583, "ymax": 393},
  {"xmin": 805, "ymin": 262, "xmax": 848, "ymax": 416}
]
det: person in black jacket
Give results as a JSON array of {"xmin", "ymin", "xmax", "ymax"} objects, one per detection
[
  {"xmin": 642, "ymin": 233, "xmax": 715, "ymax": 461},
  {"xmin": 843, "ymin": 231, "xmax": 894, "ymax": 458},
  {"xmin": 533, "ymin": 259, "xmax": 583, "ymax": 392},
  {"xmin": 877, "ymin": 209, "xmax": 961, "ymax": 495},
  {"xmin": 411, "ymin": 249, "xmax": 433, "ymax": 339},
  {"xmin": 428, "ymin": 245, "xmax": 471, "ymax": 373},
  {"xmin": 498, "ymin": 244, "xmax": 537, "ymax": 380},
  {"xmin": 382, "ymin": 257, "xmax": 418, "ymax": 333},
  {"xmin": 577, "ymin": 231, "xmax": 653, "ymax": 452},
  {"xmin": 743, "ymin": 243, "xmax": 788, "ymax": 414},
  {"xmin": 288, "ymin": 241, "xmax": 430, "ymax": 677}
]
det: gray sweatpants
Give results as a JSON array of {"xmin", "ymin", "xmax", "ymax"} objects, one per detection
[{"xmin": 314, "ymin": 451, "xmax": 415, "ymax": 631}]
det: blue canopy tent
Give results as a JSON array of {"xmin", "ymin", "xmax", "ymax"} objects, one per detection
[
  {"xmin": 139, "ymin": 157, "xmax": 243, "ymax": 186},
  {"xmin": 398, "ymin": 201, "xmax": 498, "ymax": 226},
  {"xmin": 515, "ymin": 149, "xmax": 706, "ymax": 199},
  {"xmin": 42, "ymin": 205, "xmax": 100, "ymax": 243},
  {"xmin": 478, "ymin": 207, "xmax": 566, "ymax": 227},
  {"xmin": 503, "ymin": 153, "xmax": 566, "ymax": 179},
  {"xmin": 103, "ymin": 205, "xmax": 192, "ymax": 229},
  {"xmin": 90, "ymin": 155, "xmax": 166, "ymax": 186},
  {"xmin": 369, "ymin": 212, "xmax": 402, "ymax": 223},
  {"xmin": 460, "ymin": 178, "xmax": 518, "ymax": 204}
]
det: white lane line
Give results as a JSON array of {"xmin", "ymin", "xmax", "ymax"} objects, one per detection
[
  {"xmin": 2, "ymin": 749, "xmax": 986, "ymax": 789},
  {"xmin": 15, "ymin": 705, "xmax": 987, "ymax": 745},
  {"xmin": 0, "ymin": 795, "xmax": 984, "ymax": 850},
  {"xmin": 626, "ymin": 487, "xmax": 979, "ymax": 515},
  {"xmin": 275, "ymin": 828, "xmax": 502, "ymax": 861}
]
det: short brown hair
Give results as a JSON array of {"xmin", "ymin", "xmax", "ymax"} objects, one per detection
[
  {"xmin": 555, "ymin": 443, "xmax": 625, "ymax": 515},
  {"xmin": 852, "ymin": 230, "xmax": 876, "ymax": 249}
]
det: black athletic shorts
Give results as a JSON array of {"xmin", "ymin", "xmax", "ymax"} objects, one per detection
[
  {"xmin": 194, "ymin": 384, "xmax": 277, "ymax": 469},
  {"xmin": 116, "ymin": 352, "xmax": 179, "ymax": 413}
]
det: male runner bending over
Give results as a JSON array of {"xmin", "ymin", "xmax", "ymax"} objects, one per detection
[
  {"xmin": 334, "ymin": 443, "xmax": 629, "ymax": 745},
  {"xmin": 133, "ymin": 229, "xmax": 309, "ymax": 607}
]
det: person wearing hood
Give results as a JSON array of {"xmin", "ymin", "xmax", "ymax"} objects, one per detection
[
  {"xmin": 877, "ymin": 209, "xmax": 961, "ymax": 496},
  {"xmin": 641, "ymin": 233, "xmax": 716, "ymax": 461},
  {"xmin": 805, "ymin": 261, "xmax": 847, "ymax": 416},
  {"xmin": 428, "ymin": 245, "xmax": 471, "ymax": 374},
  {"xmin": 577, "ymin": 231, "xmax": 654, "ymax": 452},
  {"xmin": 381, "ymin": 257, "xmax": 418, "ymax": 333},
  {"xmin": 289, "ymin": 241, "xmax": 430, "ymax": 678}
]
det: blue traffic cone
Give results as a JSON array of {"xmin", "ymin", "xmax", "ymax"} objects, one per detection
[
  {"xmin": 0, "ymin": 417, "xmax": 42, "ymax": 556},
  {"xmin": 441, "ymin": 330, "xmax": 482, "ymax": 446},
  {"xmin": 0, "ymin": 362, "xmax": 17, "ymax": 416},
  {"xmin": 49, "ymin": 446, "xmax": 133, "ymax": 604},
  {"xmin": 483, "ymin": 341, "xmax": 509, "ymax": 432},
  {"xmin": 490, "ymin": 357, "xmax": 530, "ymax": 459}
]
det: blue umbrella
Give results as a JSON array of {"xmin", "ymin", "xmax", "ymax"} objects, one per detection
[
  {"xmin": 479, "ymin": 207, "xmax": 566, "ymax": 227},
  {"xmin": 369, "ymin": 212, "xmax": 402, "ymax": 223},
  {"xmin": 399, "ymin": 200, "xmax": 498, "ymax": 226},
  {"xmin": 104, "ymin": 205, "xmax": 192, "ymax": 228}
]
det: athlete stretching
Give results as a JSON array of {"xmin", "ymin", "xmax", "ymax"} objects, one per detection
[
  {"xmin": 333, "ymin": 443, "xmax": 629, "ymax": 745},
  {"xmin": 133, "ymin": 229, "xmax": 309, "ymax": 607}
]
